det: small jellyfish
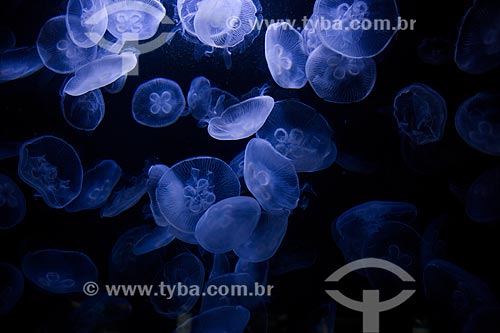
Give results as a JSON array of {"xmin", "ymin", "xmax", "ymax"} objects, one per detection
[
  {"xmin": 0, "ymin": 174, "xmax": 26, "ymax": 230},
  {"xmin": 103, "ymin": 74, "xmax": 127, "ymax": 94},
  {"xmin": 393, "ymin": 83, "xmax": 448, "ymax": 145},
  {"xmin": 265, "ymin": 22, "xmax": 308, "ymax": 89},
  {"xmin": 0, "ymin": 263, "xmax": 24, "ymax": 315},
  {"xmin": 0, "ymin": 46, "xmax": 44, "ymax": 83},
  {"xmin": 466, "ymin": 167, "xmax": 500, "ymax": 223},
  {"xmin": 306, "ymin": 45, "xmax": 377, "ymax": 103},
  {"xmin": 195, "ymin": 196, "xmax": 261, "ymax": 254},
  {"xmin": 22, "ymin": 249, "xmax": 98, "ymax": 294},
  {"xmin": 207, "ymin": 96, "xmax": 274, "ymax": 140},
  {"xmin": 301, "ymin": 16, "xmax": 322, "ymax": 55},
  {"xmin": 418, "ymin": 37, "xmax": 453, "ymax": 65},
  {"xmin": 132, "ymin": 226, "xmax": 175, "ymax": 255},
  {"xmin": 61, "ymin": 89, "xmax": 106, "ymax": 131},
  {"xmin": 65, "ymin": 160, "xmax": 122, "ymax": 212},
  {"xmin": 37, "ymin": 15, "xmax": 97, "ymax": 74},
  {"xmin": 187, "ymin": 76, "xmax": 212, "ymax": 119},
  {"xmin": 18, "ymin": 135, "xmax": 83, "ymax": 209},
  {"xmin": 173, "ymin": 305, "xmax": 250, "ymax": 333},
  {"xmin": 101, "ymin": 173, "xmax": 147, "ymax": 217},
  {"xmin": 455, "ymin": 93, "xmax": 500, "ymax": 156},
  {"xmin": 132, "ymin": 78, "xmax": 186, "ymax": 128},
  {"xmin": 244, "ymin": 138, "xmax": 300, "ymax": 212},
  {"xmin": 66, "ymin": 0, "xmax": 108, "ymax": 48}
]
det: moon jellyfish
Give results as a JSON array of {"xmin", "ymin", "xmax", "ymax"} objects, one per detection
[
  {"xmin": 207, "ymin": 96, "xmax": 274, "ymax": 140},
  {"xmin": 150, "ymin": 252, "xmax": 204, "ymax": 318},
  {"xmin": 244, "ymin": 138, "xmax": 300, "ymax": 212},
  {"xmin": 22, "ymin": 249, "xmax": 98, "ymax": 294},
  {"xmin": 393, "ymin": 83, "xmax": 448, "ymax": 145},
  {"xmin": 265, "ymin": 23, "xmax": 308, "ymax": 89},
  {"xmin": 61, "ymin": 89, "xmax": 106, "ymax": 131},
  {"xmin": 306, "ymin": 45, "xmax": 376, "ymax": 103},
  {"xmin": 209, "ymin": 253, "xmax": 230, "ymax": 279},
  {"xmin": 418, "ymin": 37, "xmax": 453, "ymax": 65},
  {"xmin": 0, "ymin": 46, "xmax": 44, "ymax": 83},
  {"xmin": 37, "ymin": 16, "xmax": 97, "ymax": 74},
  {"xmin": 0, "ymin": 174, "xmax": 26, "ymax": 230},
  {"xmin": 105, "ymin": 0, "xmax": 166, "ymax": 42},
  {"xmin": 466, "ymin": 167, "xmax": 500, "ymax": 223},
  {"xmin": 132, "ymin": 226, "xmax": 175, "ymax": 255},
  {"xmin": 66, "ymin": 0, "xmax": 108, "ymax": 48},
  {"xmin": 101, "ymin": 173, "xmax": 147, "ymax": 217},
  {"xmin": 156, "ymin": 156, "xmax": 240, "ymax": 234},
  {"xmin": 230, "ymin": 150, "xmax": 245, "ymax": 181},
  {"xmin": 18, "ymin": 135, "xmax": 83, "ymax": 209},
  {"xmin": 104, "ymin": 74, "xmax": 127, "ymax": 94},
  {"xmin": 195, "ymin": 196, "xmax": 261, "ymax": 253},
  {"xmin": 235, "ymin": 260, "xmax": 269, "ymax": 286},
  {"xmin": 187, "ymin": 76, "xmax": 212, "ymax": 118},
  {"xmin": 0, "ymin": 263, "xmax": 24, "ymax": 315},
  {"xmin": 65, "ymin": 160, "xmax": 122, "ymax": 212},
  {"xmin": 314, "ymin": 0, "xmax": 399, "ymax": 58},
  {"xmin": 195, "ymin": 88, "xmax": 240, "ymax": 126},
  {"xmin": 455, "ymin": 93, "xmax": 500, "ymax": 156},
  {"xmin": 132, "ymin": 78, "xmax": 186, "ymax": 128},
  {"xmin": 455, "ymin": 0, "xmax": 500, "ymax": 74},
  {"xmin": 257, "ymin": 100, "xmax": 337, "ymax": 172},
  {"xmin": 301, "ymin": 17, "xmax": 322, "ymax": 55},
  {"xmin": 63, "ymin": 52, "xmax": 137, "ymax": 96},
  {"xmin": 174, "ymin": 305, "xmax": 250, "ymax": 333}
]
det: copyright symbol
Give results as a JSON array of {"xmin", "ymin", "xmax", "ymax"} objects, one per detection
[
  {"xmin": 83, "ymin": 281, "xmax": 99, "ymax": 296},
  {"xmin": 226, "ymin": 16, "xmax": 241, "ymax": 30}
]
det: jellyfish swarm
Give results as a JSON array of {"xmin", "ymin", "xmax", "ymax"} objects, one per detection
[
  {"xmin": 265, "ymin": 22, "xmax": 308, "ymax": 89},
  {"xmin": 174, "ymin": 305, "xmax": 250, "ymax": 333},
  {"xmin": 66, "ymin": 0, "xmax": 108, "ymax": 48},
  {"xmin": 465, "ymin": 167, "xmax": 500, "ymax": 223},
  {"xmin": 455, "ymin": 0, "xmax": 500, "ymax": 74},
  {"xmin": 18, "ymin": 135, "xmax": 83, "ymax": 209},
  {"xmin": 0, "ymin": 263, "xmax": 24, "ymax": 315},
  {"xmin": 0, "ymin": 46, "xmax": 44, "ymax": 83},
  {"xmin": 306, "ymin": 45, "xmax": 377, "ymax": 103},
  {"xmin": 455, "ymin": 93, "xmax": 500, "ymax": 156},
  {"xmin": 132, "ymin": 78, "xmax": 186, "ymax": 128},
  {"xmin": 257, "ymin": 99, "xmax": 337, "ymax": 172},
  {"xmin": 0, "ymin": 174, "xmax": 26, "ymax": 230},
  {"xmin": 22, "ymin": 249, "xmax": 98, "ymax": 294},
  {"xmin": 393, "ymin": 83, "xmax": 447, "ymax": 145},
  {"xmin": 61, "ymin": 89, "xmax": 106, "ymax": 131}
]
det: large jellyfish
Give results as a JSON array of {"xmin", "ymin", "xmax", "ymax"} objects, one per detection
[
  {"xmin": 0, "ymin": 263, "xmax": 24, "ymax": 315},
  {"xmin": 22, "ymin": 249, "xmax": 98, "ymax": 294},
  {"xmin": 306, "ymin": 45, "xmax": 377, "ymax": 103},
  {"xmin": 61, "ymin": 89, "xmax": 106, "ymax": 131},
  {"xmin": 101, "ymin": 173, "xmax": 147, "ymax": 217},
  {"xmin": 466, "ymin": 167, "xmax": 500, "ymax": 223},
  {"xmin": 265, "ymin": 22, "xmax": 308, "ymax": 89},
  {"xmin": 314, "ymin": 0, "xmax": 399, "ymax": 58},
  {"xmin": 132, "ymin": 78, "xmax": 186, "ymax": 128},
  {"xmin": 0, "ymin": 46, "xmax": 44, "ymax": 83},
  {"xmin": 174, "ymin": 306, "xmax": 250, "ymax": 333},
  {"xmin": 18, "ymin": 135, "xmax": 83, "ymax": 209},
  {"xmin": 393, "ymin": 83, "xmax": 448, "ymax": 145},
  {"xmin": 257, "ymin": 99, "xmax": 337, "ymax": 172},
  {"xmin": 0, "ymin": 174, "xmax": 26, "ymax": 230},
  {"xmin": 66, "ymin": 0, "xmax": 109, "ymax": 48}
]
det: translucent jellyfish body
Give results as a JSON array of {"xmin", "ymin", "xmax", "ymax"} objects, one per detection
[
  {"xmin": 0, "ymin": 46, "xmax": 44, "ymax": 83},
  {"xmin": 265, "ymin": 22, "xmax": 308, "ymax": 89},
  {"xmin": 132, "ymin": 78, "xmax": 186, "ymax": 128},
  {"xmin": 466, "ymin": 167, "xmax": 500, "ymax": 223},
  {"xmin": 187, "ymin": 76, "xmax": 212, "ymax": 118},
  {"xmin": 66, "ymin": 0, "xmax": 108, "ymax": 48},
  {"xmin": 244, "ymin": 138, "xmax": 300, "ymax": 212},
  {"xmin": 193, "ymin": 87, "xmax": 240, "ymax": 125},
  {"xmin": 0, "ymin": 174, "xmax": 26, "ymax": 230},
  {"xmin": 0, "ymin": 263, "xmax": 24, "ymax": 315},
  {"xmin": 301, "ymin": 16, "xmax": 322, "ymax": 55},
  {"xmin": 61, "ymin": 89, "xmax": 106, "ymax": 131},
  {"xmin": 418, "ymin": 37, "xmax": 453, "ymax": 65},
  {"xmin": 173, "ymin": 306, "xmax": 250, "ymax": 333},
  {"xmin": 132, "ymin": 226, "xmax": 175, "ymax": 255},
  {"xmin": 18, "ymin": 136, "xmax": 83, "ymax": 209},
  {"xmin": 257, "ymin": 100, "xmax": 337, "ymax": 172},
  {"xmin": 314, "ymin": 0, "xmax": 399, "ymax": 58},
  {"xmin": 22, "ymin": 249, "xmax": 98, "ymax": 294},
  {"xmin": 104, "ymin": 74, "xmax": 127, "ymax": 94},
  {"xmin": 101, "ymin": 174, "xmax": 147, "ymax": 217},
  {"xmin": 306, "ymin": 45, "xmax": 376, "ymax": 103},
  {"xmin": 393, "ymin": 83, "xmax": 447, "ymax": 145}
]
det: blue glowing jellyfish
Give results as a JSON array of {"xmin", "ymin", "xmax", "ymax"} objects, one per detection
[
  {"xmin": 244, "ymin": 138, "xmax": 300, "ymax": 212},
  {"xmin": 187, "ymin": 76, "xmax": 212, "ymax": 118},
  {"xmin": 195, "ymin": 88, "xmax": 240, "ymax": 126},
  {"xmin": 104, "ymin": 74, "xmax": 127, "ymax": 94},
  {"xmin": 209, "ymin": 253, "xmax": 230, "ymax": 279},
  {"xmin": 306, "ymin": 45, "xmax": 376, "ymax": 103},
  {"xmin": 18, "ymin": 135, "xmax": 83, "ymax": 209},
  {"xmin": 174, "ymin": 305, "xmax": 250, "ymax": 333},
  {"xmin": 66, "ymin": 0, "xmax": 108, "ymax": 48},
  {"xmin": 301, "ymin": 16, "xmax": 322, "ymax": 55},
  {"xmin": 0, "ymin": 174, "xmax": 26, "ymax": 230},
  {"xmin": 314, "ymin": 0, "xmax": 399, "ymax": 58},
  {"xmin": 132, "ymin": 225, "xmax": 175, "ymax": 255},
  {"xmin": 455, "ymin": 93, "xmax": 500, "ymax": 156},
  {"xmin": 235, "ymin": 259, "xmax": 269, "ymax": 286},
  {"xmin": 466, "ymin": 167, "xmax": 500, "ymax": 223},
  {"xmin": 207, "ymin": 96, "xmax": 274, "ymax": 140},
  {"xmin": 229, "ymin": 150, "xmax": 245, "ymax": 181},
  {"xmin": 270, "ymin": 239, "xmax": 317, "ymax": 276},
  {"xmin": 132, "ymin": 78, "xmax": 186, "ymax": 128},
  {"xmin": 0, "ymin": 263, "xmax": 24, "ymax": 315},
  {"xmin": 22, "ymin": 249, "xmax": 98, "ymax": 294},
  {"xmin": 393, "ymin": 83, "xmax": 448, "ymax": 145},
  {"xmin": 0, "ymin": 46, "xmax": 44, "ymax": 83},
  {"xmin": 65, "ymin": 160, "xmax": 122, "ymax": 212},
  {"xmin": 265, "ymin": 22, "xmax": 308, "ymax": 89},
  {"xmin": 418, "ymin": 37, "xmax": 453, "ymax": 65},
  {"xmin": 156, "ymin": 156, "xmax": 240, "ymax": 234},
  {"xmin": 101, "ymin": 173, "xmax": 147, "ymax": 217},
  {"xmin": 61, "ymin": 89, "xmax": 106, "ymax": 131}
]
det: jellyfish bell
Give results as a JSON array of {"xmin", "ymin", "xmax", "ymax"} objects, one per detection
[
  {"xmin": 66, "ymin": 0, "xmax": 109, "ymax": 48},
  {"xmin": 61, "ymin": 89, "xmax": 106, "ymax": 131}
]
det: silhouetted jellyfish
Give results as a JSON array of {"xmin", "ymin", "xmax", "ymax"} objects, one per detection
[
  {"xmin": 132, "ymin": 225, "xmax": 175, "ymax": 255},
  {"xmin": 63, "ymin": 51, "xmax": 137, "ymax": 96},
  {"xmin": 234, "ymin": 211, "xmax": 288, "ymax": 262},
  {"xmin": 455, "ymin": 93, "xmax": 500, "ymax": 156},
  {"xmin": 306, "ymin": 45, "xmax": 376, "ymax": 103},
  {"xmin": 61, "ymin": 89, "xmax": 106, "ymax": 131},
  {"xmin": 105, "ymin": 0, "xmax": 166, "ymax": 42},
  {"xmin": 265, "ymin": 22, "xmax": 308, "ymax": 89},
  {"xmin": 0, "ymin": 263, "xmax": 24, "ymax": 315},
  {"xmin": 66, "ymin": 0, "xmax": 108, "ymax": 48},
  {"xmin": 187, "ymin": 76, "xmax": 212, "ymax": 117},
  {"xmin": 104, "ymin": 74, "xmax": 127, "ymax": 94},
  {"xmin": 393, "ymin": 83, "xmax": 448, "ymax": 145},
  {"xmin": 150, "ymin": 252, "xmax": 204, "ymax": 318},
  {"xmin": 270, "ymin": 239, "xmax": 317, "ymax": 276},
  {"xmin": 301, "ymin": 16, "xmax": 322, "ymax": 55},
  {"xmin": 156, "ymin": 156, "xmax": 241, "ymax": 234},
  {"xmin": 257, "ymin": 99, "xmax": 337, "ymax": 172},
  {"xmin": 0, "ymin": 46, "xmax": 44, "ymax": 83},
  {"xmin": 463, "ymin": 306, "xmax": 500, "ymax": 333},
  {"xmin": 0, "ymin": 174, "xmax": 26, "ymax": 230},
  {"xmin": 314, "ymin": 0, "xmax": 399, "ymax": 58},
  {"xmin": 418, "ymin": 37, "xmax": 453, "ymax": 65},
  {"xmin": 244, "ymin": 138, "xmax": 300, "ymax": 212},
  {"xmin": 0, "ymin": 142, "xmax": 20, "ymax": 160},
  {"xmin": 209, "ymin": 253, "xmax": 230, "ymax": 279},
  {"xmin": 22, "ymin": 249, "xmax": 98, "ymax": 294},
  {"xmin": 174, "ymin": 305, "xmax": 250, "ymax": 333},
  {"xmin": 455, "ymin": 0, "xmax": 500, "ymax": 74},
  {"xmin": 466, "ymin": 167, "xmax": 500, "ymax": 223},
  {"xmin": 37, "ymin": 16, "xmax": 97, "ymax": 74},
  {"xmin": 18, "ymin": 135, "xmax": 83, "ymax": 209},
  {"xmin": 101, "ymin": 173, "xmax": 147, "ymax": 217},
  {"xmin": 208, "ymin": 96, "xmax": 274, "ymax": 140},
  {"xmin": 235, "ymin": 259, "xmax": 269, "ymax": 286},
  {"xmin": 132, "ymin": 78, "xmax": 186, "ymax": 128},
  {"xmin": 65, "ymin": 160, "xmax": 122, "ymax": 212}
]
